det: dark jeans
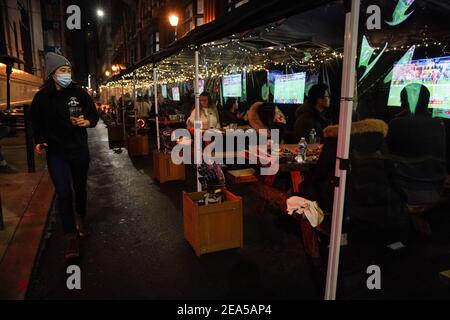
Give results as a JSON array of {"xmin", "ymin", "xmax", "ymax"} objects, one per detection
[{"xmin": 47, "ymin": 149, "xmax": 90, "ymax": 234}]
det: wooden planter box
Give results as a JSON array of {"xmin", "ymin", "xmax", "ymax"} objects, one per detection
[
  {"xmin": 226, "ymin": 168, "xmax": 258, "ymax": 184},
  {"xmin": 107, "ymin": 125, "xmax": 124, "ymax": 142},
  {"xmin": 127, "ymin": 134, "xmax": 149, "ymax": 156},
  {"xmin": 183, "ymin": 190, "xmax": 243, "ymax": 256},
  {"xmin": 153, "ymin": 150, "xmax": 185, "ymax": 183}
]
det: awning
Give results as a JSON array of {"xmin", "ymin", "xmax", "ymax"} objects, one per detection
[{"xmin": 126, "ymin": 0, "xmax": 336, "ymax": 75}]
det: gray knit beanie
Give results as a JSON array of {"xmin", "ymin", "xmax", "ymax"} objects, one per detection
[{"xmin": 45, "ymin": 52, "xmax": 71, "ymax": 79}]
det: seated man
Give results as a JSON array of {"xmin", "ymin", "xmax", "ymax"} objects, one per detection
[
  {"xmin": 293, "ymin": 84, "xmax": 331, "ymax": 142},
  {"xmin": 220, "ymin": 98, "xmax": 244, "ymax": 127},
  {"xmin": 386, "ymin": 83, "xmax": 447, "ymax": 206}
]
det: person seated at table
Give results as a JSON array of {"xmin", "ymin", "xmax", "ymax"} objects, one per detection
[
  {"xmin": 220, "ymin": 98, "xmax": 244, "ymax": 127},
  {"xmin": 186, "ymin": 92, "xmax": 221, "ymax": 130},
  {"xmin": 294, "ymin": 84, "xmax": 331, "ymax": 142},
  {"xmin": 247, "ymin": 102, "xmax": 287, "ymax": 141},
  {"xmin": 152, "ymin": 93, "xmax": 170, "ymax": 117},
  {"xmin": 386, "ymin": 83, "xmax": 447, "ymax": 207},
  {"xmin": 302, "ymin": 116, "xmax": 409, "ymax": 238},
  {"xmin": 180, "ymin": 92, "xmax": 194, "ymax": 119},
  {"xmin": 134, "ymin": 95, "xmax": 152, "ymax": 118}
]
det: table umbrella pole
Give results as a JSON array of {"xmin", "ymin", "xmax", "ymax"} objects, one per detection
[
  {"xmin": 325, "ymin": 0, "xmax": 360, "ymax": 301},
  {"xmin": 153, "ymin": 67, "xmax": 160, "ymax": 151}
]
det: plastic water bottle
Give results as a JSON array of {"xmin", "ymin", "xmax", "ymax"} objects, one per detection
[
  {"xmin": 309, "ymin": 128, "xmax": 316, "ymax": 145},
  {"xmin": 298, "ymin": 137, "xmax": 307, "ymax": 160}
]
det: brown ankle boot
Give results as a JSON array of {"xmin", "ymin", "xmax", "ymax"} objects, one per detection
[
  {"xmin": 65, "ymin": 233, "xmax": 80, "ymax": 259},
  {"xmin": 75, "ymin": 214, "xmax": 90, "ymax": 237}
]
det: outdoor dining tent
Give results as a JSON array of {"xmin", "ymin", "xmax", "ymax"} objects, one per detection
[{"xmin": 104, "ymin": 0, "xmax": 360, "ymax": 301}]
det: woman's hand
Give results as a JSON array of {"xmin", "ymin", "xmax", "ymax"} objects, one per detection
[
  {"xmin": 34, "ymin": 143, "xmax": 48, "ymax": 155},
  {"xmin": 71, "ymin": 116, "xmax": 91, "ymax": 127}
]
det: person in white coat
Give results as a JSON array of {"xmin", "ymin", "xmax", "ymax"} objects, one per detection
[{"xmin": 186, "ymin": 92, "xmax": 221, "ymax": 130}]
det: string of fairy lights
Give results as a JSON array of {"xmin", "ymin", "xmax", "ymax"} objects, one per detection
[
  {"xmin": 101, "ymin": 34, "xmax": 449, "ymax": 95},
  {"xmin": 102, "ymin": 40, "xmax": 345, "ymax": 91}
]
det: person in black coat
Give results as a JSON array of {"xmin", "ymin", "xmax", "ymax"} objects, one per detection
[
  {"xmin": 30, "ymin": 52, "xmax": 99, "ymax": 260},
  {"xmin": 386, "ymin": 83, "xmax": 447, "ymax": 206},
  {"xmin": 220, "ymin": 98, "xmax": 244, "ymax": 127},
  {"xmin": 293, "ymin": 84, "xmax": 331, "ymax": 142},
  {"xmin": 302, "ymin": 118, "xmax": 409, "ymax": 237}
]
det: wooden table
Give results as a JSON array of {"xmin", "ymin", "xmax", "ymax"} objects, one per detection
[
  {"xmin": 150, "ymin": 118, "xmax": 186, "ymax": 126},
  {"xmin": 245, "ymin": 144, "xmax": 319, "ymax": 193}
]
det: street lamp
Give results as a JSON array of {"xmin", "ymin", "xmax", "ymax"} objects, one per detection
[
  {"xmin": 96, "ymin": 9, "xmax": 105, "ymax": 18},
  {"xmin": 105, "ymin": 70, "xmax": 111, "ymax": 77},
  {"xmin": 169, "ymin": 14, "xmax": 179, "ymax": 40}
]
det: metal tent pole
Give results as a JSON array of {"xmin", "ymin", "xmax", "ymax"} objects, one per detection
[
  {"xmin": 121, "ymin": 80, "xmax": 127, "ymax": 144},
  {"xmin": 132, "ymin": 73, "xmax": 138, "ymax": 136},
  {"xmin": 153, "ymin": 67, "xmax": 161, "ymax": 151},
  {"xmin": 194, "ymin": 50, "xmax": 202, "ymax": 192},
  {"xmin": 325, "ymin": 0, "xmax": 360, "ymax": 301}
]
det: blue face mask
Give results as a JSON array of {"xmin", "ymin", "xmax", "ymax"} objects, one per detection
[{"xmin": 55, "ymin": 73, "xmax": 72, "ymax": 88}]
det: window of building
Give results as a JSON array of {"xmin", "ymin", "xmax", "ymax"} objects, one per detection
[
  {"xmin": 155, "ymin": 31, "xmax": 160, "ymax": 52},
  {"xmin": 183, "ymin": 3, "xmax": 194, "ymax": 35},
  {"xmin": 18, "ymin": 1, "xmax": 33, "ymax": 73},
  {"xmin": 197, "ymin": 0, "xmax": 204, "ymax": 27}
]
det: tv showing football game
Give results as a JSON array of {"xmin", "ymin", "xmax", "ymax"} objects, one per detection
[
  {"xmin": 222, "ymin": 74, "xmax": 242, "ymax": 97},
  {"xmin": 171, "ymin": 87, "xmax": 180, "ymax": 101},
  {"xmin": 273, "ymin": 72, "xmax": 306, "ymax": 104},
  {"xmin": 388, "ymin": 56, "xmax": 450, "ymax": 110},
  {"xmin": 161, "ymin": 85, "xmax": 168, "ymax": 99}
]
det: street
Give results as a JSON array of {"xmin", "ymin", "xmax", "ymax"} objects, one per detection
[{"xmin": 26, "ymin": 121, "xmax": 321, "ymax": 299}]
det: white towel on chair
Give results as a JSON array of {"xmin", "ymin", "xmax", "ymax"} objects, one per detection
[{"xmin": 286, "ymin": 196, "xmax": 324, "ymax": 228}]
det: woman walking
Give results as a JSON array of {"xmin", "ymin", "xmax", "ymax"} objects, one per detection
[{"xmin": 31, "ymin": 52, "xmax": 99, "ymax": 259}]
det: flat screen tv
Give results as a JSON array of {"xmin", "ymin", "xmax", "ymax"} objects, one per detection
[
  {"xmin": 171, "ymin": 87, "xmax": 180, "ymax": 101},
  {"xmin": 388, "ymin": 56, "xmax": 450, "ymax": 110},
  {"xmin": 161, "ymin": 85, "xmax": 168, "ymax": 99},
  {"xmin": 433, "ymin": 108, "xmax": 450, "ymax": 119},
  {"xmin": 222, "ymin": 74, "xmax": 242, "ymax": 98},
  {"xmin": 273, "ymin": 72, "xmax": 306, "ymax": 104}
]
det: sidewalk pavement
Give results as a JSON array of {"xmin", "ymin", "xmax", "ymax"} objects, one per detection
[{"xmin": 0, "ymin": 132, "xmax": 54, "ymax": 299}]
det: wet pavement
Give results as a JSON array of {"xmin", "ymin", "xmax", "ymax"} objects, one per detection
[
  {"xmin": 26, "ymin": 121, "xmax": 322, "ymax": 299},
  {"xmin": 26, "ymin": 121, "xmax": 450, "ymax": 300},
  {"xmin": 0, "ymin": 131, "xmax": 53, "ymax": 299}
]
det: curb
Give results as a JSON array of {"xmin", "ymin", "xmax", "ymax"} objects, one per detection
[{"xmin": 0, "ymin": 170, "xmax": 55, "ymax": 300}]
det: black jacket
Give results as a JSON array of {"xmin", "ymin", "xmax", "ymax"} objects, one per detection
[
  {"xmin": 220, "ymin": 109, "xmax": 240, "ymax": 127},
  {"xmin": 293, "ymin": 102, "xmax": 331, "ymax": 142},
  {"xmin": 30, "ymin": 83, "xmax": 99, "ymax": 153},
  {"xmin": 301, "ymin": 119, "xmax": 409, "ymax": 236},
  {"xmin": 386, "ymin": 115, "xmax": 447, "ymax": 205}
]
